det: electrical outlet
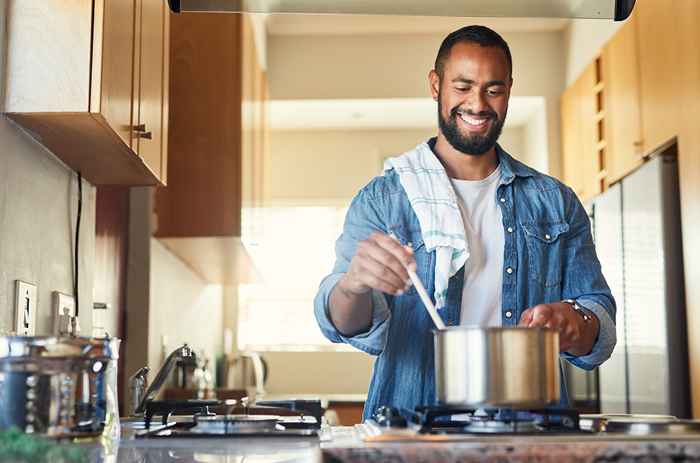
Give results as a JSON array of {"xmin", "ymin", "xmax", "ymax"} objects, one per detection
[
  {"xmin": 14, "ymin": 281, "xmax": 37, "ymax": 336},
  {"xmin": 52, "ymin": 291, "xmax": 76, "ymax": 334}
]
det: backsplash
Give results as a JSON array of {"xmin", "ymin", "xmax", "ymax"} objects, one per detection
[{"xmin": 0, "ymin": 116, "xmax": 95, "ymax": 336}]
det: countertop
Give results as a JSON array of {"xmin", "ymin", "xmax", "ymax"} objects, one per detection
[{"xmin": 51, "ymin": 425, "xmax": 700, "ymax": 463}]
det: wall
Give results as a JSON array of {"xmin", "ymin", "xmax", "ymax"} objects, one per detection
[
  {"xmin": 262, "ymin": 351, "xmax": 375, "ymax": 395},
  {"xmin": 124, "ymin": 188, "xmax": 223, "ymax": 395},
  {"xmin": 563, "ymin": 19, "xmax": 622, "ymax": 86},
  {"xmin": 266, "ymin": 127, "xmax": 526, "ymax": 205},
  {"xmin": 0, "ymin": 0, "xmax": 95, "ymax": 336},
  {"xmin": 267, "ymin": 29, "xmax": 565, "ymax": 176},
  {"xmin": 148, "ymin": 239, "xmax": 223, "ymax": 373},
  {"xmin": 522, "ymin": 105, "xmax": 548, "ymax": 173}
]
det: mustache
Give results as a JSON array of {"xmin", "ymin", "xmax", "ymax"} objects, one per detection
[{"xmin": 451, "ymin": 107, "xmax": 497, "ymax": 120}]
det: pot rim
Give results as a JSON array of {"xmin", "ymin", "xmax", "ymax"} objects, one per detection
[{"xmin": 432, "ymin": 325, "xmax": 558, "ymax": 334}]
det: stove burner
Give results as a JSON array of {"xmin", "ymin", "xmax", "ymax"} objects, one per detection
[
  {"xmin": 193, "ymin": 414, "xmax": 281, "ymax": 434},
  {"xmin": 373, "ymin": 405, "xmax": 581, "ymax": 435}
]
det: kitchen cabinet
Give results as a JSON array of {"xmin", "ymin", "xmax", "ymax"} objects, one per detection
[
  {"xmin": 675, "ymin": 0, "xmax": 700, "ymax": 420},
  {"xmin": 3, "ymin": 0, "xmax": 169, "ymax": 185},
  {"xmin": 560, "ymin": 84, "xmax": 583, "ymax": 197},
  {"xmin": 602, "ymin": 10, "xmax": 644, "ymax": 184},
  {"xmin": 635, "ymin": 0, "xmax": 679, "ymax": 154},
  {"xmin": 560, "ymin": 61, "xmax": 601, "ymax": 202},
  {"xmin": 153, "ymin": 13, "xmax": 266, "ymax": 284}
]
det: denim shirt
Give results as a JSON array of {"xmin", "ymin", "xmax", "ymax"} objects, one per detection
[{"xmin": 314, "ymin": 143, "xmax": 616, "ymax": 421}]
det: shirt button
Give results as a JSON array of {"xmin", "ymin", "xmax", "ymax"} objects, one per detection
[
  {"xmin": 545, "ymin": 234, "xmax": 551, "ymax": 240},
  {"xmin": 505, "ymin": 310, "xmax": 513, "ymax": 319},
  {"xmin": 506, "ymin": 267, "xmax": 513, "ymax": 274},
  {"xmin": 507, "ymin": 226, "xmax": 514, "ymax": 233},
  {"xmin": 500, "ymin": 197, "xmax": 506, "ymax": 203}
]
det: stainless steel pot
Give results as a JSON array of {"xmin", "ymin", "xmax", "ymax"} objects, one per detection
[
  {"xmin": 434, "ymin": 326, "xmax": 559, "ymax": 408},
  {"xmin": 0, "ymin": 336, "xmax": 120, "ymax": 438}
]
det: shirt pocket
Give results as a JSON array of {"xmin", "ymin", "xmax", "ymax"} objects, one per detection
[{"xmin": 520, "ymin": 221, "xmax": 569, "ymax": 287}]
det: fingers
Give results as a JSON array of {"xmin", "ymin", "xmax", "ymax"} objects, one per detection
[
  {"xmin": 518, "ymin": 308, "xmax": 534, "ymax": 327},
  {"xmin": 346, "ymin": 232, "xmax": 417, "ymax": 296},
  {"xmin": 520, "ymin": 303, "xmax": 583, "ymax": 352},
  {"xmin": 356, "ymin": 249, "xmax": 409, "ymax": 294},
  {"xmin": 372, "ymin": 232, "xmax": 417, "ymax": 271},
  {"xmin": 524, "ymin": 304, "xmax": 554, "ymax": 328}
]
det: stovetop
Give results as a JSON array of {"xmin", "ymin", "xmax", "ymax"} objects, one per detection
[
  {"xmin": 358, "ymin": 405, "xmax": 700, "ymax": 443},
  {"xmin": 130, "ymin": 399, "xmax": 322, "ymax": 439}
]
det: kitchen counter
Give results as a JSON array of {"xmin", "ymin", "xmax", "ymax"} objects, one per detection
[{"xmin": 47, "ymin": 425, "xmax": 700, "ymax": 462}]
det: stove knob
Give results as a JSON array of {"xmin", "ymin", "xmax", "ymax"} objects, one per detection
[{"xmin": 373, "ymin": 406, "xmax": 407, "ymax": 428}]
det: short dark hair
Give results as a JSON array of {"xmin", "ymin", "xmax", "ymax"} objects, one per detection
[{"xmin": 434, "ymin": 25, "xmax": 512, "ymax": 78}]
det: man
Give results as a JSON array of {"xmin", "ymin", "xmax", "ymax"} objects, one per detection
[{"xmin": 314, "ymin": 25, "xmax": 616, "ymax": 420}]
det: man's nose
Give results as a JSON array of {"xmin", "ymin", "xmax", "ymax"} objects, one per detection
[{"xmin": 466, "ymin": 90, "xmax": 488, "ymax": 114}]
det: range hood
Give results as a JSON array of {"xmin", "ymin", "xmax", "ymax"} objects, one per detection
[{"xmin": 166, "ymin": 0, "xmax": 636, "ymax": 21}]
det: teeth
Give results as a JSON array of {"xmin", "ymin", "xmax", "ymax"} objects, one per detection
[{"xmin": 459, "ymin": 113, "xmax": 488, "ymax": 126}]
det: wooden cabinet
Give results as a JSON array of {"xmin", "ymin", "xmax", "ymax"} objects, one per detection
[
  {"xmin": 560, "ymin": 84, "xmax": 583, "ymax": 196},
  {"xmin": 602, "ymin": 10, "xmax": 644, "ymax": 184},
  {"xmin": 3, "ymin": 0, "xmax": 169, "ymax": 185},
  {"xmin": 153, "ymin": 13, "xmax": 267, "ymax": 284},
  {"xmin": 560, "ymin": 61, "xmax": 601, "ymax": 202},
  {"xmin": 675, "ymin": 0, "xmax": 700, "ymax": 420},
  {"xmin": 635, "ymin": 0, "xmax": 679, "ymax": 153}
]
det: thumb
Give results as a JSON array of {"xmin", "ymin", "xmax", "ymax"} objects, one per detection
[{"xmin": 518, "ymin": 309, "xmax": 533, "ymax": 327}]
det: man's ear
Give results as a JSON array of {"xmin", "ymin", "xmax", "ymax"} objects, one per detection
[{"xmin": 428, "ymin": 70, "xmax": 440, "ymax": 101}]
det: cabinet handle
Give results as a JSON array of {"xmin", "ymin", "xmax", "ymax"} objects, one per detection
[
  {"xmin": 133, "ymin": 124, "xmax": 146, "ymax": 132},
  {"xmin": 136, "ymin": 131, "xmax": 152, "ymax": 140}
]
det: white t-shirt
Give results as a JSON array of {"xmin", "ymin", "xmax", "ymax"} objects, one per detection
[{"xmin": 450, "ymin": 166, "xmax": 505, "ymax": 327}]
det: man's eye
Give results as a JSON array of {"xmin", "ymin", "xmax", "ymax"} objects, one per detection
[
  {"xmin": 455, "ymin": 87, "xmax": 469, "ymax": 92},
  {"xmin": 487, "ymin": 89, "xmax": 504, "ymax": 96}
]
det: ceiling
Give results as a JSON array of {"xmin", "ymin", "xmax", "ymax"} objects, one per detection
[
  {"xmin": 266, "ymin": 15, "xmax": 570, "ymax": 36},
  {"xmin": 268, "ymin": 96, "xmax": 544, "ymax": 130}
]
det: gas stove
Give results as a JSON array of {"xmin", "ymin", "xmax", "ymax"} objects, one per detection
[
  {"xmin": 358, "ymin": 405, "xmax": 700, "ymax": 443},
  {"xmin": 126, "ymin": 399, "xmax": 322, "ymax": 439}
]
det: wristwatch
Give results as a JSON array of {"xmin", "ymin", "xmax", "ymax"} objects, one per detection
[{"xmin": 561, "ymin": 299, "xmax": 593, "ymax": 323}]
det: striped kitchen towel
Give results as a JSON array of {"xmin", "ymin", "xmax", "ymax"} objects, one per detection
[{"xmin": 383, "ymin": 141, "xmax": 468, "ymax": 310}]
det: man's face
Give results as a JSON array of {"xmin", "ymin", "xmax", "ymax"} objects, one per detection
[{"xmin": 430, "ymin": 42, "xmax": 512, "ymax": 156}]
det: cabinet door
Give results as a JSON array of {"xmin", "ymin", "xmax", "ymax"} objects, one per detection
[
  {"xmin": 636, "ymin": 0, "xmax": 679, "ymax": 153},
  {"xmin": 578, "ymin": 62, "xmax": 601, "ymax": 202},
  {"xmin": 560, "ymin": 85, "xmax": 583, "ymax": 197},
  {"xmin": 101, "ymin": 0, "xmax": 136, "ymax": 148},
  {"xmin": 135, "ymin": 0, "xmax": 167, "ymax": 180},
  {"xmin": 603, "ymin": 12, "xmax": 643, "ymax": 183}
]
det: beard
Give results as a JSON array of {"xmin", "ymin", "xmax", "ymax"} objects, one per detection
[{"xmin": 437, "ymin": 97, "xmax": 505, "ymax": 156}]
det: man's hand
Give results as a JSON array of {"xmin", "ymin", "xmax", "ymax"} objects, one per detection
[
  {"xmin": 329, "ymin": 232, "xmax": 416, "ymax": 336},
  {"xmin": 518, "ymin": 302, "xmax": 599, "ymax": 356},
  {"xmin": 338, "ymin": 232, "xmax": 416, "ymax": 297}
]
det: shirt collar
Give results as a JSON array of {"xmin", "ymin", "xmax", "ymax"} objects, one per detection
[
  {"xmin": 426, "ymin": 137, "xmax": 535, "ymax": 185},
  {"xmin": 495, "ymin": 143, "xmax": 535, "ymax": 185}
]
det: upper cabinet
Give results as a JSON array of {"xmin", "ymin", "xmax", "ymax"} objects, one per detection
[
  {"xmin": 153, "ymin": 13, "xmax": 267, "ymax": 284},
  {"xmin": 635, "ymin": 0, "xmax": 679, "ymax": 154},
  {"xmin": 602, "ymin": 10, "xmax": 643, "ymax": 184},
  {"xmin": 3, "ymin": 0, "xmax": 169, "ymax": 185},
  {"xmin": 560, "ymin": 60, "xmax": 602, "ymax": 203}
]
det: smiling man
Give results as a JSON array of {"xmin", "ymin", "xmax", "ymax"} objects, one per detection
[{"xmin": 314, "ymin": 25, "xmax": 616, "ymax": 420}]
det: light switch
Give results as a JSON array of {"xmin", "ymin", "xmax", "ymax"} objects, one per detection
[{"xmin": 14, "ymin": 281, "xmax": 38, "ymax": 336}]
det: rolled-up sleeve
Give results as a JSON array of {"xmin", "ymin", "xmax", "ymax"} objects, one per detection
[
  {"xmin": 313, "ymin": 185, "xmax": 392, "ymax": 356},
  {"xmin": 561, "ymin": 187, "xmax": 617, "ymax": 370}
]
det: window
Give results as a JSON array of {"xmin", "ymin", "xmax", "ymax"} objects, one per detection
[{"xmin": 238, "ymin": 206, "xmax": 355, "ymax": 351}]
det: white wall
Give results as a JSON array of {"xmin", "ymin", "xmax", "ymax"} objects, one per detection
[
  {"xmin": 0, "ymin": 0, "xmax": 95, "ymax": 336},
  {"xmin": 266, "ymin": 126, "xmax": 526, "ymax": 204},
  {"xmin": 267, "ymin": 29, "xmax": 565, "ymax": 176},
  {"xmin": 123, "ymin": 189, "xmax": 223, "ymax": 393},
  {"xmin": 563, "ymin": 19, "xmax": 622, "ymax": 86},
  {"xmin": 523, "ymin": 106, "xmax": 549, "ymax": 173},
  {"xmin": 148, "ymin": 239, "xmax": 223, "ymax": 373}
]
